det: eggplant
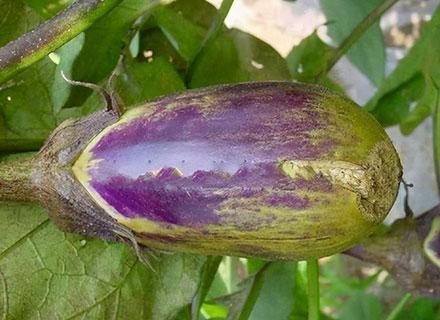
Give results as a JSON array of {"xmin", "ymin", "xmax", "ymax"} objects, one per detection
[{"xmin": 0, "ymin": 82, "xmax": 402, "ymax": 260}]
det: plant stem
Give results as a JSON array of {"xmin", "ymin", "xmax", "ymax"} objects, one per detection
[
  {"xmin": 307, "ymin": 259, "xmax": 320, "ymax": 320},
  {"xmin": 0, "ymin": 153, "xmax": 39, "ymax": 203},
  {"xmin": 385, "ymin": 293, "xmax": 412, "ymax": 320},
  {"xmin": 0, "ymin": 0, "xmax": 123, "ymax": 84},
  {"xmin": 319, "ymin": 0, "xmax": 400, "ymax": 81}
]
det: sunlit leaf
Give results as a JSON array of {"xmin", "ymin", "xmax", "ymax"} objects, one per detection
[{"xmin": 320, "ymin": 0, "xmax": 386, "ymax": 86}]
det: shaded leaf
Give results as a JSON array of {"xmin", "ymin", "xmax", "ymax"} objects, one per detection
[
  {"xmin": 139, "ymin": 0, "xmax": 225, "ymax": 78},
  {"xmin": 169, "ymin": 0, "xmax": 217, "ymax": 30},
  {"xmin": 320, "ymin": 0, "xmax": 386, "ymax": 86},
  {"xmin": 191, "ymin": 256, "xmax": 223, "ymax": 320},
  {"xmin": 190, "ymin": 29, "xmax": 290, "ymax": 88},
  {"xmin": 0, "ymin": 0, "xmax": 38, "ymax": 46},
  {"xmin": 248, "ymin": 262, "xmax": 296, "ymax": 320},
  {"xmin": 65, "ymin": 0, "xmax": 157, "ymax": 107},
  {"xmin": 152, "ymin": 5, "xmax": 205, "ymax": 62},
  {"xmin": 0, "ymin": 58, "xmax": 57, "ymax": 151},
  {"xmin": 226, "ymin": 262, "xmax": 272, "ymax": 320},
  {"xmin": 139, "ymin": 27, "xmax": 188, "ymax": 75},
  {"xmin": 52, "ymin": 33, "xmax": 86, "ymax": 113},
  {"xmin": 115, "ymin": 56, "xmax": 186, "ymax": 106}
]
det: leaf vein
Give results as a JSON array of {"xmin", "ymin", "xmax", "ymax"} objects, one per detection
[
  {"xmin": 0, "ymin": 218, "xmax": 50, "ymax": 259},
  {"xmin": 65, "ymin": 260, "xmax": 138, "ymax": 319}
]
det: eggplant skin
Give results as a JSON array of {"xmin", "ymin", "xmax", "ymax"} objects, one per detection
[{"xmin": 72, "ymin": 81, "xmax": 402, "ymax": 260}]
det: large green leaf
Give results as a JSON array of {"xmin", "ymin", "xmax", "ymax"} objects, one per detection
[
  {"xmin": 115, "ymin": 56, "xmax": 186, "ymax": 106},
  {"xmin": 168, "ymin": 0, "xmax": 217, "ymax": 29},
  {"xmin": 152, "ymin": 5, "xmax": 205, "ymax": 63},
  {"xmin": 138, "ymin": 0, "xmax": 290, "ymax": 88},
  {"xmin": 189, "ymin": 29, "xmax": 290, "ymax": 88},
  {"xmin": 366, "ymin": 7, "xmax": 440, "ymax": 134},
  {"xmin": 0, "ymin": 58, "xmax": 57, "ymax": 151},
  {"xmin": 0, "ymin": 202, "xmax": 205, "ymax": 319},
  {"xmin": 320, "ymin": 0, "xmax": 386, "ymax": 86},
  {"xmin": 0, "ymin": 0, "xmax": 38, "ymax": 46},
  {"xmin": 0, "ymin": 1, "xmax": 58, "ymax": 150},
  {"xmin": 0, "ymin": 1, "xmax": 72, "ymax": 151}
]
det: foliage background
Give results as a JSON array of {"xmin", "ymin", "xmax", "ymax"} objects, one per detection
[{"xmin": 0, "ymin": 0, "xmax": 439, "ymax": 319}]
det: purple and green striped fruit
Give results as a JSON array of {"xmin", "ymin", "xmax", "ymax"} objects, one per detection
[{"xmin": 68, "ymin": 81, "xmax": 402, "ymax": 260}]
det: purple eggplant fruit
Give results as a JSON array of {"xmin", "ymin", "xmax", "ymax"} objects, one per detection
[{"xmin": 0, "ymin": 82, "xmax": 402, "ymax": 260}]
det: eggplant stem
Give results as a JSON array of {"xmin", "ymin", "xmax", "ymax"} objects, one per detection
[{"xmin": 307, "ymin": 259, "xmax": 320, "ymax": 320}]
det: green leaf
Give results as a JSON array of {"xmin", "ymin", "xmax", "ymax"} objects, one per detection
[
  {"xmin": 248, "ymin": 262, "xmax": 296, "ymax": 320},
  {"xmin": 52, "ymin": 33, "xmax": 86, "ymax": 113},
  {"xmin": 337, "ymin": 292, "xmax": 384, "ymax": 320},
  {"xmin": 0, "ymin": 0, "xmax": 39, "ymax": 47},
  {"xmin": 115, "ymin": 56, "xmax": 186, "ymax": 106},
  {"xmin": 0, "ymin": 202, "xmax": 206, "ymax": 319},
  {"xmin": 286, "ymin": 31, "xmax": 332, "ymax": 83},
  {"xmin": 191, "ymin": 256, "xmax": 223, "ymax": 320},
  {"xmin": 370, "ymin": 73, "xmax": 424, "ymax": 127},
  {"xmin": 190, "ymin": 29, "xmax": 290, "ymax": 88},
  {"xmin": 168, "ymin": 0, "xmax": 218, "ymax": 30},
  {"xmin": 64, "ymin": 0, "xmax": 157, "ymax": 107},
  {"xmin": 396, "ymin": 298, "xmax": 440, "ymax": 320},
  {"xmin": 152, "ymin": 5, "xmax": 205, "ymax": 62},
  {"xmin": 207, "ymin": 262, "xmax": 300, "ymax": 320},
  {"xmin": 139, "ymin": 27, "xmax": 189, "ymax": 75},
  {"xmin": 0, "ymin": 4, "xmax": 76, "ymax": 151},
  {"xmin": 285, "ymin": 31, "xmax": 342, "ymax": 92},
  {"xmin": 400, "ymin": 80, "xmax": 438, "ymax": 134},
  {"xmin": 320, "ymin": 0, "xmax": 386, "ymax": 86},
  {"xmin": 0, "ymin": 58, "xmax": 57, "ymax": 151},
  {"xmin": 138, "ymin": 0, "xmax": 220, "ymax": 77},
  {"xmin": 366, "ymin": 7, "xmax": 440, "ymax": 133}
]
